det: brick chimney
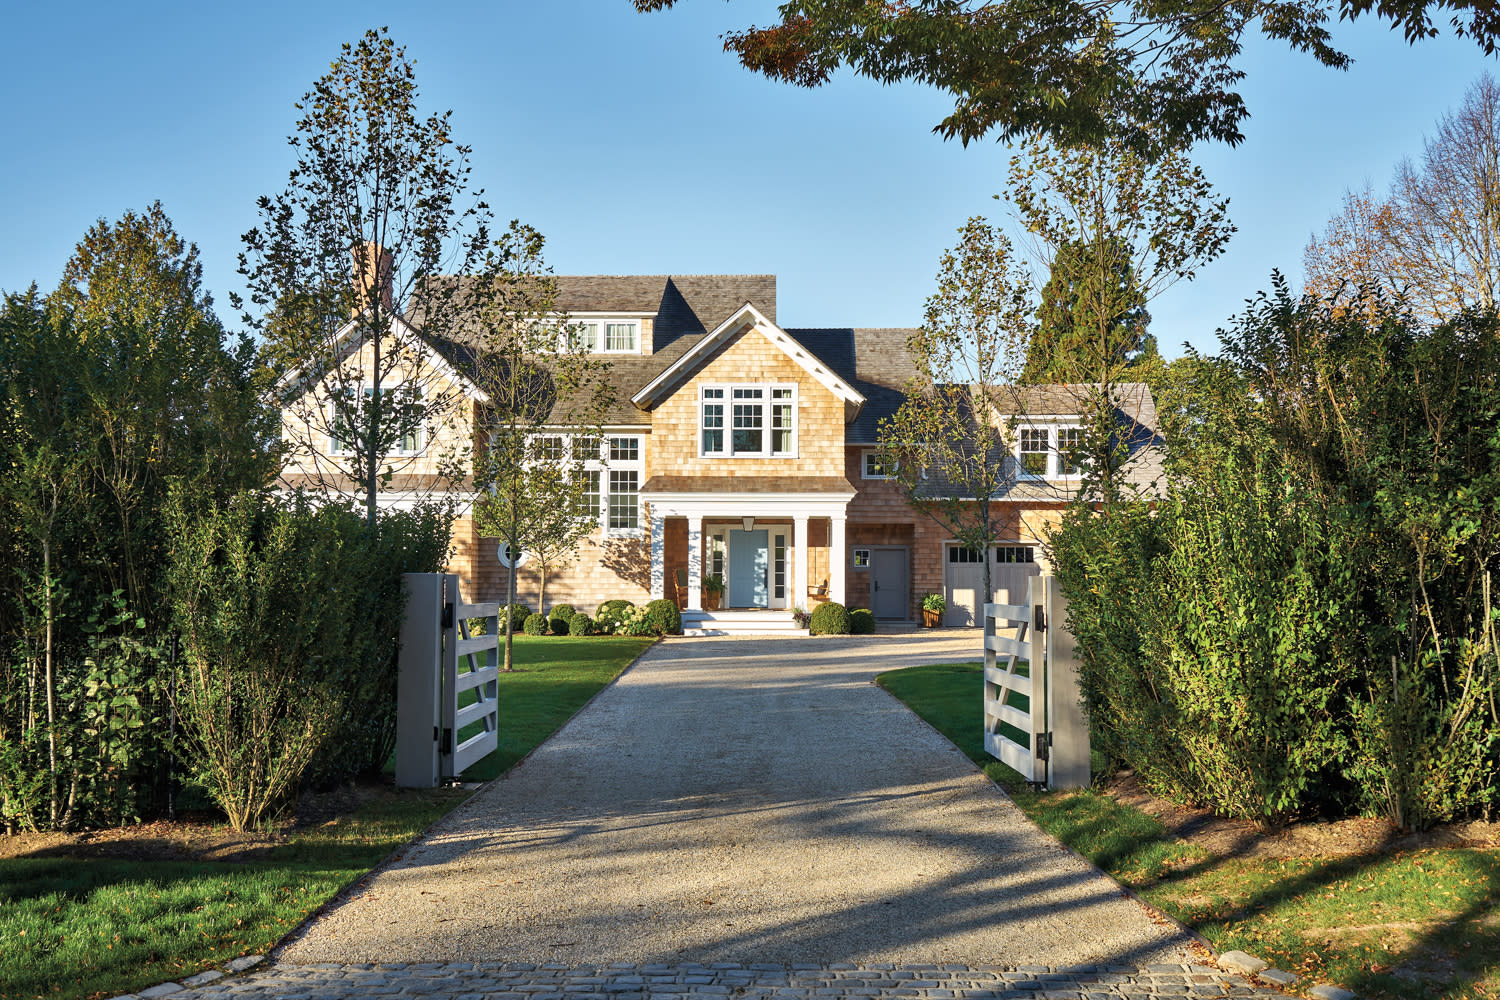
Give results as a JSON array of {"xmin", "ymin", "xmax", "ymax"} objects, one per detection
[{"xmin": 352, "ymin": 241, "xmax": 394, "ymax": 312}]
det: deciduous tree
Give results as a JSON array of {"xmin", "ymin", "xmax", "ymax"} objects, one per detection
[
  {"xmin": 634, "ymin": 0, "xmax": 1500, "ymax": 152},
  {"xmin": 878, "ymin": 217, "xmax": 1033, "ymax": 611},
  {"xmin": 466, "ymin": 224, "xmax": 614, "ymax": 671},
  {"xmin": 239, "ymin": 28, "xmax": 493, "ymax": 525}
]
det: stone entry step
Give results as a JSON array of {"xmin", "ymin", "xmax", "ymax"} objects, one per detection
[{"xmin": 682, "ymin": 609, "xmax": 810, "ymax": 636}]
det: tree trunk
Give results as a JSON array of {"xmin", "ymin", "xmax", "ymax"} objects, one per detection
[
  {"xmin": 366, "ymin": 332, "xmax": 381, "ymax": 527},
  {"xmin": 43, "ymin": 534, "xmax": 58, "ymax": 829},
  {"xmin": 537, "ymin": 561, "xmax": 548, "ymax": 615},
  {"xmin": 504, "ymin": 529, "xmax": 517, "ymax": 672}
]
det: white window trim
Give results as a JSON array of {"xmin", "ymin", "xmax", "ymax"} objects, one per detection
[
  {"xmin": 698, "ymin": 382, "xmax": 798, "ymax": 459},
  {"xmin": 1014, "ymin": 420, "xmax": 1083, "ymax": 480},
  {"xmin": 862, "ymin": 450, "xmax": 895, "ymax": 480},
  {"xmin": 599, "ymin": 433, "xmax": 644, "ymax": 535},
  {"xmin": 328, "ymin": 383, "xmax": 425, "ymax": 458}
]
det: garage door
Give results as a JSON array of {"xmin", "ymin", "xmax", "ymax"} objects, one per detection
[{"xmin": 943, "ymin": 543, "xmax": 1042, "ymax": 626}]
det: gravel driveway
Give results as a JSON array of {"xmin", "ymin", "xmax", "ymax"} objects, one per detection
[{"xmin": 280, "ymin": 634, "xmax": 1195, "ymax": 968}]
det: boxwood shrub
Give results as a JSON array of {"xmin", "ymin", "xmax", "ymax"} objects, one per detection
[
  {"xmin": 644, "ymin": 598, "xmax": 682, "ymax": 636},
  {"xmin": 504, "ymin": 602, "xmax": 532, "ymax": 634},
  {"xmin": 809, "ymin": 602, "xmax": 851, "ymax": 635},
  {"xmin": 522, "ymin": 612, "xmax": 549, "ymax": 636},
  {"xmin": 549, "ymin": 604, "xmax": 576, "ymax": 622},
  {"xmin": 849, "ymin": 608, "xmax": 876, "ymax": 634},
  {"xmin": 568, "ymin": 613, "xmax": 595, "ymax": 636}
]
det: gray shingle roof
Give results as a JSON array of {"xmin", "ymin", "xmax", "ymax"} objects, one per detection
[{"xmin": 785, "ymin": 328, "xmax": 919, "ymax": 443}]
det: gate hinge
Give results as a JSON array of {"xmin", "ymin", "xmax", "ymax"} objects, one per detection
[
  {"xmin": 441, "ymin": 602, "xmax": 454, "ymax": 630},
  {"xmin": 440, "ymin": 728, "xmax": 453, "ymax": 755},
  {"xmin": 1033, "ymin": 604, "xmax": 1047, "ymax": 632},
  {"xmin": 1035, "ymin": 731, "xmax": 1052, "ymax": 760}
]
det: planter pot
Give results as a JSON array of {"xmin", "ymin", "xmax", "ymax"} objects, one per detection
[
  {"xmin": 704, "ymin": 592, "xmax": 722, "ymax": 611},
  {"xmin": 922, "ymin": 608, "xmax": 942, "ymax": 628}
]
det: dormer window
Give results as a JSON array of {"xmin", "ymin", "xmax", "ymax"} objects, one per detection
[
  {"xmin": 1016, "ymin": 422, "xmax": 1084, "ymax": 479},
  {"xmin": 568, "ymin": 318, "xmax": 639, "ymax": 354},
  {"xmin": 700, "ymin": 384, "xmax": 796, "ymax": 458}
]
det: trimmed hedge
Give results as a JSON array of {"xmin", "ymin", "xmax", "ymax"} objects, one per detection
[
  {"xmin": 809, "ymin": 602, "xmax": 851, "ymax": 635},
  {"xmin": 644, "ymin": 599, "xmax": 682, "ymax": 636},
  {"xmin": 849, "ymin": 608, "xmax": 876, "ymax": 634},
  {"xmin": 549, "ymin": 604, "xmax": 576, "ymax": 622},
  {"xmin": 522, "ymin": 612, "xmax": 549, "ymax": 636},
  {"xmin": 568, "ymin": 613, "xmax": 595, "ymax": 636}
]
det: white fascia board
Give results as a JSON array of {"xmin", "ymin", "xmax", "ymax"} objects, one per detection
[
  {"xmin": 275, "ymin": 312, "xmax": 491, "ymax": 405},
  {"xmin": 630, "ymin": 303, "xmax": 865, "ymax": 413}
]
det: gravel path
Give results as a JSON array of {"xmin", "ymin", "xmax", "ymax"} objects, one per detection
[{"xmin": 279, "ymin": 635, "xmax": 1197, "ymax": 969}]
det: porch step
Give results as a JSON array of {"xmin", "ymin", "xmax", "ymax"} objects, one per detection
[{"xmin": 681, "ymin": 610, "xmax": 810, "ymax": 637}]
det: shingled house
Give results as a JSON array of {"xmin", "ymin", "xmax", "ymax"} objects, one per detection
[{"xmin": 278, "ymin": 272, "xmax": 1162, "ymax": 632}]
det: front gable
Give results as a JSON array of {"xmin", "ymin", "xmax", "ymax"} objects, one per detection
[
  {"xmin": 632, "ymin": 304, "xmax": 864, "ymax": 423},
  {"xmin": 644, "ymin": 312, "xmax": 862, "ymax": 480}
]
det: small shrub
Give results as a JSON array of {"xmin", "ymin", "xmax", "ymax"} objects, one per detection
[
  {"xmin": 615, "ymin": 605, "xmax": 656, "ymax": 637},
  {"xmin": 504, "ymin": 602, "xmax": 532, "ymax": 634},
  {"xmin": 549, "ymin": 616, "xmax": 570, "ymax": 635},
  {"xmin": 921, "ymin": 593, "xmax": 946, "ymax": 613},
  {"xmin": 549, "ymin": 604, "xmax": 576, "ymax": 622},
  {"xmin": 595, "ymin": 600, "xmax": 634, "ymax": 631},
  {"xmin": 849, "ymin": 608, "xmax": 876, "ymax": 634},
  {"xmin": 809, "ymin": 602, "xmax": 851, "ymax": 635},
  {"xmin": 644, "ymin": 598, "xmax": 682, "ymax": 636},
  {"xmin": 568, "ymin": 613, "xmax": 595, "ymax": 636},
  {"xmin": 522, "ymin": 613, "xmax": 549, "ymax": 636}
]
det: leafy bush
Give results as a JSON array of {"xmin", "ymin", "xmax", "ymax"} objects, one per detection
[
  {"xmin": 567, "ymin": 613, "xmax": 594, "ymax": 636},
  {"xmin": 644, "ymin": 599, "xmax": 682, "ymax": 636},
  {"xmin": 1053, "ymin": 286, "xmax": 1500, "ymax": 827},
  {"xmin": 166, "ymin": 492, "xmax": 449, "ymax": 830},
  {"xmin": 809, "ymin": 602, "xmax": 851, "ymax": 635},
  {"xmin": 921, "ymin": 593, "xmax": 946, "ymax": 613},
  {"xmin": 523, "ymin": 613, "xmax": 549, "ymax": 636},
  {"xmin": 613, "ymin": 605, "xmax": 656, "ymax": 637},
  {"xmin": 548, "ymin": 604, "xmax": 574, "ymax": 635},
  {"xmin": 849, "ymin": 608, "xmax": 876, "ymax": 634},
  {"xmin": 504, "ymin": 602, "xmax": 532, "ymax": 634},
  {"xmin": 595, "ymin": 600, "xmax": 634, "ymax": 632}
]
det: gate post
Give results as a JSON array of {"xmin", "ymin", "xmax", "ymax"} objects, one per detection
[
  {"xmin": 396, "ymin": 572, "xmax": 442, "ymax": 788},
  {"xmin": 1044, "ymin": 575, "xmax": 1091, "ymax": 789}
]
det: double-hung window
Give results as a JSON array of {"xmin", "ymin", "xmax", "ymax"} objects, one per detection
[
  {"xmin": 700, "ymin": 384, "xmax": 796, "ymax": 457},
  {"xmin": 606, "ymin": 435, "xmax": 642, "ymax": 531},
  {"xmin": 1057, "ymin": 427, "xmax": 1084, "ymax": 477},
  {"xmin": 1019, "ymin": 427, "xmax": 1050, "ymax": 476}
]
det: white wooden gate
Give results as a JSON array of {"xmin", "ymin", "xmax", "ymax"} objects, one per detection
[
  {"xmin": 442, "ymin": 580, "xmax": 500, "ymax": 778},
  {"xmin": 982, "ymin": 575, "xmax": 1090, "ymax": 790},
  {"xmin": 395, "ymin": 573, "xmax": 499, "ymax": 787}
]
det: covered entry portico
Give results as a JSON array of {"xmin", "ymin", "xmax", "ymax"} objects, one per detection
[{"xmin": 642, "ymin": 478, "xmax": 856, "ymax": 613}]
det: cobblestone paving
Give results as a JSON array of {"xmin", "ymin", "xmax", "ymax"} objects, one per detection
[{"xmin": 167, "ymin": 961, "xmax": 1288, "ymax": 1000}]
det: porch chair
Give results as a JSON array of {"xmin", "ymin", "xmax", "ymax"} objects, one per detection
[{"xmin": 672, "ymin": 568, "xmax": 689, "ymax": 610}]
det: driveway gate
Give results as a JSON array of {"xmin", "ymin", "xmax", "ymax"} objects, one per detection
[
  {"xmin": 982, "ymin": 575, "xmax": 1089, "ymax": 790},
  {"xmin": 396, "ymin": 573, "xmax": 500, "ymax": 787}
]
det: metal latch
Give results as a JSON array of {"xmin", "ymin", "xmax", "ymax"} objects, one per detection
[{"xmin": 441, "ymin": 602, "xmax": 454, "ymax": 630}]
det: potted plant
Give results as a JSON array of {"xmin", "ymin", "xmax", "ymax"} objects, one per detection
[
  {"xmin": 921, "ymin": 592, "xmax": 946, "ymax": 627},
  {"xmin": 703, "ymin": 574, "xmax": 725, "ymax": 611}
]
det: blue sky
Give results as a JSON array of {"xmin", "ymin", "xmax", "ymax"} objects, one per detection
[{"xmin": 1, "ymin": 2, "xmax": 1495, "ymax": 358}]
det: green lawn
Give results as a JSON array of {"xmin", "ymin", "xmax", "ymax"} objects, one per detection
[
  {"xmin": 0, "ymin": 635, "xmax": 654, "ymax": 1000},
  {"xmin": 876, "ymin": 662, "xmax": 1500, "ymax": 1000}
]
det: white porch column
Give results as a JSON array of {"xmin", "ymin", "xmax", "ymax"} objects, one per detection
[
  {"xmin": 830, "ymin": 514, "xmax": 847, "ymax": 606},
  {"xmin": 793, "ymin": 515, "xmax": 809, "ymax": 610},
  {"xmin": 686, "ymin": 515, "xmax": 703, "ymax": 611},
  {"xmin": 649, "ymin": 513, "xmax": 665, "ymax": 601}
]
